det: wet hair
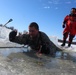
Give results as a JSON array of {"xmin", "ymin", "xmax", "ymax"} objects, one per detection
[{"xmin": 29, "ymin": 22, "xmax": 39, "ymax": 30}]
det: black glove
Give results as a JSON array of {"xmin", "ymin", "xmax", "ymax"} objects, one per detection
[
  {"xmin": 9, "ymin": 30, "xmax": 17, "ymax": 41},
  {"xmin": 62, "ymin": 24, "xmax": 65, "ymax": 28}
]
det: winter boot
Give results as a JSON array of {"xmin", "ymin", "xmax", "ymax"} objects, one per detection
[
  {"xmin": 61, "ymin": 40, "xmax": 66, "ymax": 46},
  {"xmin": 68, "ymin": 43, "xmax": 71, "ymax": 47},
  {"xmin": 61, "ymin": 33, "xmax": 68, "ymax": 47},
  {"xmin": 68, "ymin": 35, "xmax": 75, "ymax": 47}
]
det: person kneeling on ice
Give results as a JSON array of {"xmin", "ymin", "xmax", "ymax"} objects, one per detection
[
  {"xmin": 9, "ymin": 22, "xmax": 56, "ymax": 56},
  {"xmin": 61, "ymin": 8, "xmax": 76, "ymax": 47}
]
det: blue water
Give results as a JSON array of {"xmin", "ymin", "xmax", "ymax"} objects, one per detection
[{"xmin": 0, "ymin": 48, "xmax": 27, "ymax": 56}]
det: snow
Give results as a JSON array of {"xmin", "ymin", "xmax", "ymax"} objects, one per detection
[
  {"xmin": 0, "ymin": 26, "xmax": 11, "ymax": 39},
  {"xmin": 57, "ymin": 42, "xmax": 76, "ymax": 52}
]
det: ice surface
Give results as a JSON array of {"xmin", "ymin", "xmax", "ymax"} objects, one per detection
[{"xmin": 0, "ymin": 26, "xmax": 76, "ymax": 75}]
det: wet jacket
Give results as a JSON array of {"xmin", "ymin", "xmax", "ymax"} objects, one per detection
[
  {"xmin": 63, "ymin": 14, "xmax": 76, "ymax": 35},
  {"xmin": 9, "ymin": 31, "xmax": 57, "ymax": 55}
]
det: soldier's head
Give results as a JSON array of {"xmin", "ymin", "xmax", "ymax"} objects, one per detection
[{"xmin": 29, "ymin": 22, "xmax": 39, "ymax": 37}]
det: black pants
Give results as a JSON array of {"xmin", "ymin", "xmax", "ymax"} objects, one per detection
[{"xmin": 63, "ymin": 32, "xmax": 75, "ymax": 46}]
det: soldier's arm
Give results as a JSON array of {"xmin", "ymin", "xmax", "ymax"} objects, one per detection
[{"xmin": 9, "ymin": 30, "xmax": 28, "ymax": 45}]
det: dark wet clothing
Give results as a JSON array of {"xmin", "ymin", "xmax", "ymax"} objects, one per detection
[{"xmin": 9, "ymin": 31, "xmax": 57, "ymax": 55}]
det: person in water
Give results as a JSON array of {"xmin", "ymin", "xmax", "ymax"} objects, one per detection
[{"xmin": 9, "ymin": 22, "xmax": 57, "ymax": 55}]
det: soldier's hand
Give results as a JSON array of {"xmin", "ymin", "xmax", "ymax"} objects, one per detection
[{"xmin": 9, "ymin": 29, "xmax": 17, "ymax": 41}]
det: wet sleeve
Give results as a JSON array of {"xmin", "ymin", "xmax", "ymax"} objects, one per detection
[{"xmin": 9, "ymin": 31, "xmax": 28, "ymax": 45}]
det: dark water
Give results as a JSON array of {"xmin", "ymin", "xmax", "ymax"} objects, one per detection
[{"xmin": 0, "ymin": 47, "xmax": 76, "ymax": 62}]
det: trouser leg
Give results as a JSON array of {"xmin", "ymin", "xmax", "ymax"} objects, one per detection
[
  {"xmin": 68, "ymin": 34, "xmax": 75, "ymax": 47},
  {"xmin": 61, "ymin": 32, "xmax": 68, "ymax": 46}
]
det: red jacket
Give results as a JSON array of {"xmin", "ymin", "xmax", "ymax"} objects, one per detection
[{"xmin": 63, "ymin": 14, "xmax": 76, "ymax": 35}]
